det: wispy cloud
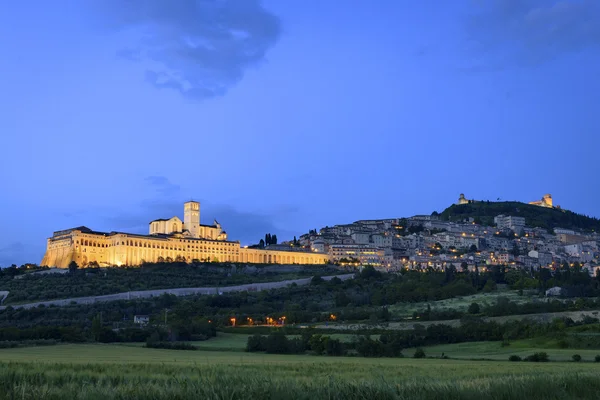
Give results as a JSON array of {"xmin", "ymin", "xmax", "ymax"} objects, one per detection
[
  {"xmin": 145, "ymin": 175, "xmax": 181, "ymax": 195},
  {"xmin": 95, "ymin": 0, "xmax": 281, "ymax": 99},
  {"xmin": 462, "ymin": 0, "xmax": 600, "ymax": 70}
]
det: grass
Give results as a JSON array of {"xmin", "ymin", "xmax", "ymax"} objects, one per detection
[
  {"xmin": 388, "ymin": 290, "xmax": 536, "ymax": 317},
  {"xmin": 122, "ymin": 332, "xmax": 363, "ymax": 352},
  {"xmin": 1, "ymin": 344, "xmax": 600, "ymax": 399},
  {"xmin": 162, "ymin": 331, "xmax": 600, "ymax": 362},
  {"xmin": 412, "ymin": 339, "xmax": 600, "ymax": 362}
]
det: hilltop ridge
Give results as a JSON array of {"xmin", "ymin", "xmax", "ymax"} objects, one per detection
[{"xmin": 439, "ymin": 201, "xmax": 600, "ymax": 232}]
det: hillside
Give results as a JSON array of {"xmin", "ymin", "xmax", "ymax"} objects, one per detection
[{"xmin": 439, "ymin": 201, "xmax": 600, "ymax": 232}]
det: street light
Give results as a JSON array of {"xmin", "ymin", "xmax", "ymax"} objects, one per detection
[{"xmin": 230, "ymin": 317, "xmax": 236, "ymax": 327}]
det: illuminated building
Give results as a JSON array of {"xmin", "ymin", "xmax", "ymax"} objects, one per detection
[{"xmin": 40, "ymin": 201, "xmax": 329, "ymax": 268}]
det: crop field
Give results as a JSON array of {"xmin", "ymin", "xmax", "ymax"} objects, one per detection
[{"xmin": 1, "ymin": 344, "xmax": 600, "ymax": 399}]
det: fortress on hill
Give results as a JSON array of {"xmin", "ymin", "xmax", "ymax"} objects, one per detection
[
  {"xmin": 41, "ymin": 201, "xmax": 329, "ymax": 268},
  {"xmin": 457, "ymin": 193, "xmax": 557, "ymax": 209}
]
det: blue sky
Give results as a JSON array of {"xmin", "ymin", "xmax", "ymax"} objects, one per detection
[{"xmin": 1, "ymin": 0, "xmax": 599, "ymax": 266}]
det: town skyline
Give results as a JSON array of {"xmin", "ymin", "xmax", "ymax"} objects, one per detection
[
  {"xmin": 1, "ymin": 1, "xmax": 599, "ymax": 265},
  {"xmin": 5, "ymin": 191, "xmax": 600, "ymax": 267}
]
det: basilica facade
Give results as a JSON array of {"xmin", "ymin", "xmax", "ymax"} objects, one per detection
[{"xmin": 41, "ymin": 201, "xmax": 329, "ymax": 268}]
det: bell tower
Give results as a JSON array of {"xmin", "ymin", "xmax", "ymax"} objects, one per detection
[{"xmin": 184, "ymin": 201, "xmax": 200, "ymax": 238}]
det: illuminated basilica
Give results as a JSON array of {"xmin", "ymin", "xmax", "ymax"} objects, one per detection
[{"xmin": 41, "ymin": 201, "xmax": 329, "ymax": 268}]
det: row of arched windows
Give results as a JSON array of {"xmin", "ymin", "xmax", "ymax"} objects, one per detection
[{"xmin": 76, "ymin": 237, "xmax": 240, "ymax": 255}]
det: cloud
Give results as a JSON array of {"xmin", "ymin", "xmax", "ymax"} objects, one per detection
[
  {"xmin": 145, "ymin": 176, "xmax": 181, "ymax": 195},
  {"xmin": 96, "ymin": 0, "xmax": 281, "ymax": 99},
  {"xmin": 463, "ymin": 0, "xmax": 600, "ymax": 70}
]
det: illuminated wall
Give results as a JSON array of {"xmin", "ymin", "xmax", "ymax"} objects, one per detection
[{"xmin": 41, "ymin": 228, "xmax": 329, "ymax": 268}]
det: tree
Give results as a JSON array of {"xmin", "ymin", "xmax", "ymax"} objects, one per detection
[
  {"xmin": 272, "ymin": 234, "xmax": 278, "ymax": 245},
  {"xmin": 444, "ymin": 264, "xmax": 456, "ymax": 283},
  {"xmin": 293, "ymin": 236, "xmax": 298, "ymax": 245},
  {"xmin": 91, "ymin": 314, "xmax": 102, "ymax": 341},
  {"xmin": 483, "ymin": 279, "xmax": 497, "ymax": 292},
  {"xmin": 68, "ymin": 261, "xmax": 79, "ymax": 274},
  {"xmin": 468, "ymin": 302, "xmax": 480, "ymax": 314},
  {"xmin": 511, "ymin": 242, "xmax": 520, "ymax": 257},
  {"xmin": 325, "ymin": 338, "xmax": 344, "ymax": 356},
  {"xmin": 469, "ymin": 244, "xmax": 478, "ymax": 252},
  {"xmin": 413, "ymin": 348, "xmax": 426, "ymax": 358},
  {"xmin": 259, "ymin": 239, "xmax": 265, "ymax": 249}
]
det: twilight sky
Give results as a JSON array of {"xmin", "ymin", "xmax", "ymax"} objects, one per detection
[{"xmin": 1, "ymin": 0, "xmax": 599, "ymax": 266}]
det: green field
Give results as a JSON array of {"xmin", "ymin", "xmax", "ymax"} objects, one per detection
[
  {"xmin": 124, "ymin": 330, "xmax": 600, "ymax": 360},
  {"xmin": 413, "ymin": 339, "xmax": 600, "ymax": 362},
  {"xmin": 122, "ymin": 332, "xmax": 362, "ymax": 352},
  {"xmin": 389, "ymin": 290, "xmax": 536, "ymax": 317},
  {"xmin": 2, "ymin": 344, "xmax": 600, "ymax": 399}
]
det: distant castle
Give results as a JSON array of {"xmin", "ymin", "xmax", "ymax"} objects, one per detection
[
  {"xmin": 528, "ymin": 194, "xmax": 554, "ymax": 208},
  {"xmin": 457, "ymin": 194, "xmax": 471, "ymax": 205},
  {"xmin": 457, "ymin": 193, "xmax": 558, "ymax": 209}
]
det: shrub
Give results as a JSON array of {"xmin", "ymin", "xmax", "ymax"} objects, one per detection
[
  {"xmin": 524, "ymin": 352, "xmax": 549, "ymax": 362},
  {"xmin": 246, "ymin": 334, "xmax": 266, "ymax": 352},
  {"xmin": 325, "ymin": 338, "xmax": 345, "ymax": 356},
  {"xmin": 509, "ymin": 355, "xmax": 522, "ymax": 362},
  {"xmin": 468, "ymin": 302, "xmax": 480, "ymax": 314},
  {"xmin": 413, "ymin": 348, "xmax": 426, "ymax": 359},
  {"xmin": 572, "ymin": 354, "xmax": 582, "ymax": 362},
  {"xmin": 595, "ymin": 355, "xmax": 600, "ymax": 363},
  {"xmin": 356, "ymin": 336, "xmax": 386, "ymax": 357},
  {"xmin": 308, "ymin": 334, "xmax": 326, "ymax": 355},
  {"xmin": 265, "ymin": 333, "xmax": 291, "ymax": 354},
  {"xmin": 145, "ymin": 342, "xmax": 196, "ymax": 350}
]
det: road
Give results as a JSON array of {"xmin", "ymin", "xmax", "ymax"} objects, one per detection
[{"xmin": 0, "ymin": 273, "xmax": 354, "ymax": 310}]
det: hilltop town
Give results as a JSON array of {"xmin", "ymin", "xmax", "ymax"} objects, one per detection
[{"xmin": 294, "ymin": 194, "xmax": 600, "ymax": 274}]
